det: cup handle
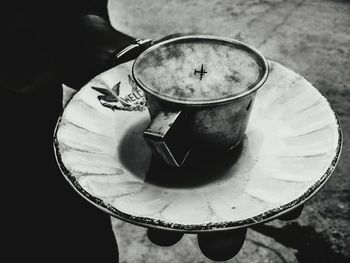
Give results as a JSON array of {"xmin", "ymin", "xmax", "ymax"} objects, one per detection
[{"xmin": 144, "ymin": 110, "xmax": 191, "ymax": 167}]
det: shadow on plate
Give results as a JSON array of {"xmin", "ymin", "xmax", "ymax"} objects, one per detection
[
  {"xmin": 119, "ymin": 117, "xmax": 247, "ymax": 188},
  {"xmin": 144, "ymin": 143, "xmax": 244, "ymax": 188}
]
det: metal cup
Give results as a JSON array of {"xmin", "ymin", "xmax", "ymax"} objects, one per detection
[{"xmin": 132, "ymin": 35, "xmax": 269, "ymax": 167}]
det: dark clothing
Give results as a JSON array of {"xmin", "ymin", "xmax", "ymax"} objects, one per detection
[
  {"xmin": 2, "ymin": 0, "xmax": 134, "ymax": 93},
  {"xmin": 2, "ymin": 1, "xmax": 135, "ymax": 261},
  {"xmin": 2, "ymin": 88, "xmax": 118, "ymax": 262}
]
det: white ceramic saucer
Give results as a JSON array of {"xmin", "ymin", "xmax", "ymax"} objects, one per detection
[{"xmin": 54, "ymin": 60, "xmax": 342, "ymax": 232}]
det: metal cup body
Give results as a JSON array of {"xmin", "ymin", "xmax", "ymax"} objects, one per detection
[
  {"xmin": 144, "ymin": 90, "xmax": 256, "ymax": 165},
  {"xmin": 190, "ymin": 94, "xmax": 255, "ymax": 152}
]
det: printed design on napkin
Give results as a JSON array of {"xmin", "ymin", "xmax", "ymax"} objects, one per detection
[{"xmin": 92, "ymin": 75, "xmax": 146, "ymax": 112}]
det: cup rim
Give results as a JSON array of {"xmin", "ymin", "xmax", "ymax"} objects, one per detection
[{"xmin": 132, "ymin": 34, "xmax": 269, "ymax": 107}]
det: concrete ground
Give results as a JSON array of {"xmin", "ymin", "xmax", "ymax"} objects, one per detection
[{"xmin": 104, "ymin": 0, "xmax": 349, "ymax": 262}]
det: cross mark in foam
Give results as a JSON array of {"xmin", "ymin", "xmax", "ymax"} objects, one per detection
[{"xmin": 194, "ymin": 64, "xmax": 207, "ymax": 80}]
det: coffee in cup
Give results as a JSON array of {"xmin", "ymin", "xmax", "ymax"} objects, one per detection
[{"xmin": 132, "ymin": 35, "xmax": 269, "ymax": 167}]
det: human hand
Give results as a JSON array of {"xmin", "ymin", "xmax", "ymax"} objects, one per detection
[{"xmin": 146, "ymin": 205, "xmax": 304, "ymax": 261}]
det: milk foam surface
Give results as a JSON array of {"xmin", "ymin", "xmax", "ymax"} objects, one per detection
[{"xmin": 134, "ymin": 39, "xmax": 262, "ymax": 102}]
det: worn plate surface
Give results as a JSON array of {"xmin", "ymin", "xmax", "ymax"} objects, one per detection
[{"xmin": 54, "ymin": 60, "xmax": 342, "ymax": 232}]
